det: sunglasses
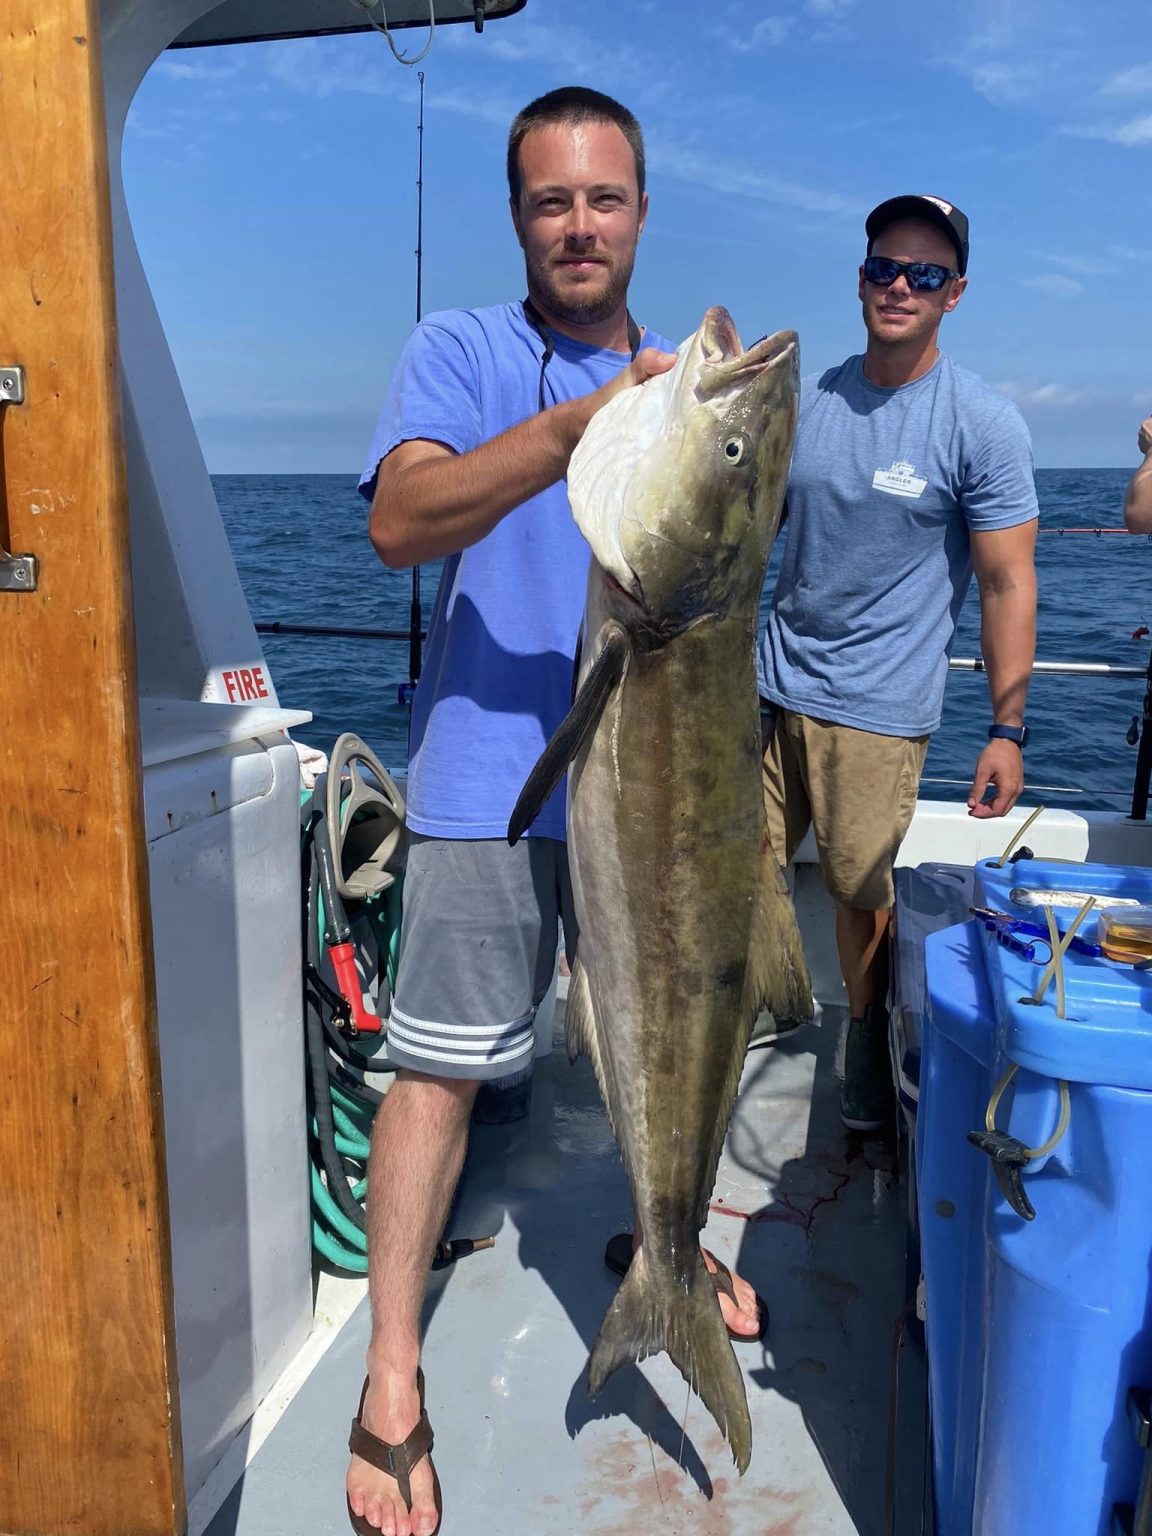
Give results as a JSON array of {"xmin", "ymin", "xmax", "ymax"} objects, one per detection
[{"xmin": 862, "ymin": 255, "xmax": 959, "ymax": 292}]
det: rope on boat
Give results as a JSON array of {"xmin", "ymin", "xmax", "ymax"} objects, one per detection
[
  {"xmin": 991, "ymin": 805, "xmax": 1046, "ymax": 868},
  {"xmin": 348, "ymin": 0, "xmax": 437, "ymax": 64},
  {"xmin": 984, "ymin": 1064, "xmax": 1072, "ymax": 1160}
]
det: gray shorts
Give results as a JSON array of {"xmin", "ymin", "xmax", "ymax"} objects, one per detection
[{"xmin": 386, "ymin": 834, "xmax": 577, "ymax": 1081}]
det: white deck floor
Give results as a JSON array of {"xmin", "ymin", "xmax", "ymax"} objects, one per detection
[
  {"xmin": 186, "ymin": 804, "xmax": 1152, "ymax": 1536},
  {"xmin": 203, "ymin": 982, "xmax": 917, "ymax": 1536}
]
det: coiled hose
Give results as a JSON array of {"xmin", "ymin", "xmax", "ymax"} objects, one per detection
[{"xmin": 302, "ymin": 787, "xmax": 401, "ymax": 1273}]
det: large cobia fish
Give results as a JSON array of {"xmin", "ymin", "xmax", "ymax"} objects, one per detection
[{"xmin": 508, "ymin": 308, "xmax": 811, "ymax": 1473}]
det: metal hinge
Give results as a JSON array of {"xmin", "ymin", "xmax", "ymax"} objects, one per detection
[
  {"xmin": 0, "ymin": 366, "xmax": 38, "ymax": 592},
  {"xmin": 0, "ymin": 366, "xmax": 25, "ymax": 404}
]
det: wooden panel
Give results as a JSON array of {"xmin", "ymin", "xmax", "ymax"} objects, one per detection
[{"xmin": 0, "ymin": 7, "xmax": 185, "ymax": 1535}]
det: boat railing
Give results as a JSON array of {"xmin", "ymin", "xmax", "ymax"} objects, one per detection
[{"xmin": 254, "ymin": 624, "xmax": 1152, "ymax": 821}]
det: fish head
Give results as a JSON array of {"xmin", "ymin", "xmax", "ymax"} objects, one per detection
[{"xmin": 569, "ymin": 307, "xmax": 798, "ymax": 630}]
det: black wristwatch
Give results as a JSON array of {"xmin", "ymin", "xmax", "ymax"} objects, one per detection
[{"xmin": 988, "ymin": 722, "xmax": 1029, "ymax": 749}]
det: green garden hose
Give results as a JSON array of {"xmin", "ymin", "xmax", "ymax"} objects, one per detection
[{"xmin": 301, "ymin": 783, "xmax": 402, "ymax": 1272}]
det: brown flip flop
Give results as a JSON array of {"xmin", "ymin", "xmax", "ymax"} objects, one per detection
[
  {"xmin": 347, "ymin": 1367, "xmax": 442, "ymax": 1536},
  {"xmin": 603, "ymin": 1232, "xmax": 769, "ymax": 1342}
]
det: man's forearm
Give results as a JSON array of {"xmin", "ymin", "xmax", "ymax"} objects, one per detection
[
  {"xmin": 1124, "ymin": 457, "xmax": 1152, "ymax": 536},
  {"xmin": 979, "ymin": 575, "xmax": 1037, "ymax": 725},
  {"xmin": 370, "ymin": 395, "xmax": 594, "ymax": 568}
]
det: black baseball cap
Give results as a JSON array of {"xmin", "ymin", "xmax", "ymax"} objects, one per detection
[{"xmin": 865, "ymin": 194, "xmax": 969, "ymax": 276}]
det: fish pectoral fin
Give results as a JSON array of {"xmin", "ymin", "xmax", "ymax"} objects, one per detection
[
  {"xmin": 588, "ymin": 1247, "xmax": 753, "ymax": 1475},
  {"xmin": 744, "ymin": 841, "xmax": 813, "ymax": 1026},
  {"xmin": 506, "ymin": 622, "xmax": 630, "ymax": 846}
]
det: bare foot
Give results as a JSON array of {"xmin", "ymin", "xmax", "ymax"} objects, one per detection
[
  {"xmin": 347, "ymin": 1366, "xmax": 440, "ymax": 1536},
  {"xmin": 626, "ymin": 1233, "xmax": 763, "ymax": 1338},
  {"xmin": 702, "ymin": 1247, "xmax": 762, "ymax": 1338}
]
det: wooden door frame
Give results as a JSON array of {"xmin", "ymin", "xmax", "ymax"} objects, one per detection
[{"xmin": 0, "ymin": 6, "xmax": 185, "ymax": 1533}]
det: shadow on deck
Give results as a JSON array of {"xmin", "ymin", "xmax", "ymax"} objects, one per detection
[{"xmin": 207, "ymin": 1004, "xmax": 920, "ymax": 1536}]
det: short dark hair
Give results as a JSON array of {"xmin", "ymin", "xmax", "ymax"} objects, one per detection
[{"xmin": 506, "ymin": 86, "xmax": 646, "ymax": 205}]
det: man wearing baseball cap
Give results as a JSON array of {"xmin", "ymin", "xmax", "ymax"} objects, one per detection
[{"xmin": 758, "ymin": 194, "xmax": 1039, "ymax": 1131}]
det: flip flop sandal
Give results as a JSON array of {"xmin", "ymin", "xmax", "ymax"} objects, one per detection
[
  {"xmin": 347, "ymin": 1367, "xmax": 443, "ymax": 1536},
  {"xmin": 603, "ymin": 1232, "xmax": 769, "ymax": 1343}
]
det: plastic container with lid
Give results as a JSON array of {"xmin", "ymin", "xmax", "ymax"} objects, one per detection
[{"xmin": 1098, "ymin": 904, "xmax": 1152, "ymax": 964}]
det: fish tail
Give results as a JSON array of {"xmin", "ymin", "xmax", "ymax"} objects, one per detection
[{"xmin": 587, "ymin": 1246, "xmax": 753, "ymax": 1473}]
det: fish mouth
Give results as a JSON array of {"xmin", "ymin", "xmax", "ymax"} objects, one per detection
[{"xmin": 700, "ymin": 306, "xmax": 797, "ymax": 376}]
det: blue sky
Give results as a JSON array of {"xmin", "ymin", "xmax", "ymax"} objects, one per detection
[{"xmin": 124, "ymin": 0, "xmax": 1152, "ymax": 473}]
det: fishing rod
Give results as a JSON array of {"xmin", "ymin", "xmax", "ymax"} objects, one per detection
[{"xmin": 402, "ymin": 68, "xmax": 427, "ymax": 708}]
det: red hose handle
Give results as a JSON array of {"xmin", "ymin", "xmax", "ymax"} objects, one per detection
[{"xmin": 328, "ymin": 942, "xmax": 383, "ymax": 1036}]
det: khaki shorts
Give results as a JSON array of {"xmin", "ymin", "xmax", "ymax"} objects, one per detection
[{"xmin": 761, "ymin": 708, "xmax": 928, "ymax": 910}]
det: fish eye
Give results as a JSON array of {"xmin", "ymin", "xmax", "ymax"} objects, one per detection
[{"xmin": 723, "ymin": 432, "xmax": 751, "ymax": 465}]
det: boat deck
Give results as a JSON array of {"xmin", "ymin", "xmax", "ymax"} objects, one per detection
[{"xmin": 205, "ymin": 984, "xmax": 918, "ymax": 1536}]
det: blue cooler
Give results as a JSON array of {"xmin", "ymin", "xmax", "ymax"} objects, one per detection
[{"xmin": 967, "ymin": 857, "xmax": 1152, "ymax": 1536}]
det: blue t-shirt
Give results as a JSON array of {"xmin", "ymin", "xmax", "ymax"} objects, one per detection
[
  {"xmin": 759, "ymin": 352, "xmax": 1038, "ymax": 737},
  {"xmin": 360, "ymin": 301, "xmax": 674, "ymax": 840}
]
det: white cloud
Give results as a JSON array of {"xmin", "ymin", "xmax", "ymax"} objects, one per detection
[
  {"xmin": 947, "ymin": 6, "xmax": 1152, "ymax": 148},
  {"xmin": 646, "ymin": 141, "xmax": 860, "ymax": 219},
  {"xmin": 1102, "ymin": 63, "xmax": 1152, "ymax": 95},
  {"xmin": 264, "ymin": 39, "xmax": 396, "ymax": 97},
  {"xmin": 729, "ymin": 16, "xmax": 795, "ymax": 52},
  {"xmin": 1026, "ymin": 273, "xmax": 1086, "ymax": 297},
  {"xmin": 439, "ymin": 14, "xmax": 647, "ymax": 82},
  {"xmin": 1029, "ymin": 250, "xmax": 1118, "ymax": 276},
  {"xmin": 1100, "ymin": 112, "xmax": 1152, "ymax": 144},
  {"xmin": 1112, "ymin": 244, "xmax": 1152, "ymax": 262},
  {"xmin": 996, "ymin": 380, "xmax": 1086, "ymax": 407},
  {"xmin": 262, "ymin": 37, "xmax": 518, "ymax": 127},
  {"xmin": 804, "ymin": 0, "xmax": 855, "ymax": 42},
  {"xmin": 945, "ymin": 1, "xmax": 1150, "ymax": 123},
  {"xmin": 156, "ymin": 56, "xmax": 244, "ymax": 84}
]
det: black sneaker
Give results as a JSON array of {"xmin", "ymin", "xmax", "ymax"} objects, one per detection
[{"xmin": 840, "ymin": 1005, "xmax": 894, "ymax": 1132}]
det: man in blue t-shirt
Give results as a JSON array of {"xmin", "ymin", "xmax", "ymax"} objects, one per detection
[
  {"xmin": 347, "ymin": 89, "xmax": 761, "ymax": 1536},
  {"xmin": 759, "ymin": 194, "xmax": 1039, "ymax": 1134}
]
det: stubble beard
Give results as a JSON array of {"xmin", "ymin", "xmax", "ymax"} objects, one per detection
[
  {"xmin": 526, "ymin": 247, "xmax": 637, "ymax": 328},
  {"xmin": 863, "ymin": 293, "xmax": 943, "ymax": 351}
]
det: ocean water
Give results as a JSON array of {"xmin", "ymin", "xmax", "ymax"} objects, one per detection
[{"xmin": 217, "ymin": 469, "xmax": 1151, "ymax": 813}]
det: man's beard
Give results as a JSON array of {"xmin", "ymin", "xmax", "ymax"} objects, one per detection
[{"xmin": 526, "ymin": 248, "xmax": 636, "ymax": 327}]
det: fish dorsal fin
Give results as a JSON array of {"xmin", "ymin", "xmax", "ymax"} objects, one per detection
[{"xmin": 507, "ymin": 622, "xmax": 630, "ymax": 846}]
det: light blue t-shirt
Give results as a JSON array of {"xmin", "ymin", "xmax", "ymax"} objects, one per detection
[
  {"xmin": 360, "ymin": 301, "xmax": 674, "ymax": 840},
  {"xmin": 759, "ymin": 352, "xmax": 1038, "ymax": 737}
]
